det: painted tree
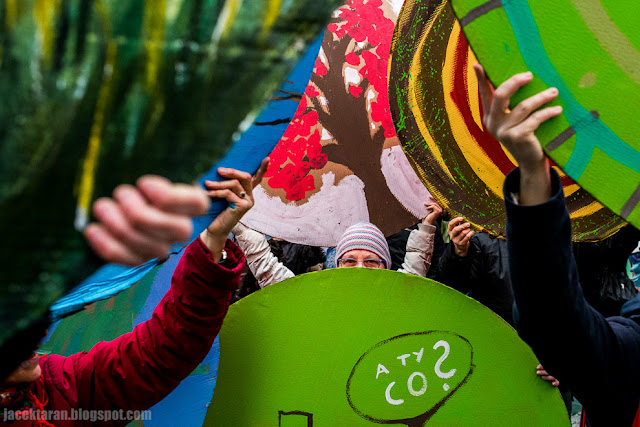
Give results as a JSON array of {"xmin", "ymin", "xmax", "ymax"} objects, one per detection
[{"xmin": 264, "ymin": 0, "xmax": 416, "ymax": 231}]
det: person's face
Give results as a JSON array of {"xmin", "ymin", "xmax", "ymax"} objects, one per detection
[
  {"xmin": 338, "ymin": 249, "xmax": 386, "ymax": 269},
  {"xmin": 2, "ymin": 352, "xmax": 41, "ymax": 386}
]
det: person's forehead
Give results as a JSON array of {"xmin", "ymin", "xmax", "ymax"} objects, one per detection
[{"xmin": 342, "ymin": 249, "xmax": 379, "ymax": 259}]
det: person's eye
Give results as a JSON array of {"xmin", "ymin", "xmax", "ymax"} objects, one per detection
[
  {"xmin": 363, "ymin": 259, "xmax": 380, "ymax": 268},
  {"xmin": 342, "ymin": 258, "xmax": 358, "ymax": 267}
]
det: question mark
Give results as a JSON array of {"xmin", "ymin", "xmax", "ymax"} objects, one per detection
[{"xmin": 434, "ymin": 340, "xmax": 456, "ymax": 381}]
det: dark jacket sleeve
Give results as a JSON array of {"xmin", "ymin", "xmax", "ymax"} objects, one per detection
[
  {"xmin": 437, "ymin": 240, "xmax": 477, "ymax": 295},
  {"xmin": 504, "ymin": 167, "xmax": 640, "ymax": 425},
  {"xmin": 68, "ymin": 237, "xmax": 244, "ymax": 415}
]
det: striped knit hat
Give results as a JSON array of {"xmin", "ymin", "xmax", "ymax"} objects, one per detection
[{"xmin": 335, "ymin": 222, "xmax": 391, "ymax": 269}]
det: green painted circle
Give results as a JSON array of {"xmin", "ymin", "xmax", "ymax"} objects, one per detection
[
  {"xmin": 205, "ymin": 268, "xmax": 568, "ymax": 425},
  {"xmin": 450, "ymin": 0, "xmax": 640, "ymax": 229}
]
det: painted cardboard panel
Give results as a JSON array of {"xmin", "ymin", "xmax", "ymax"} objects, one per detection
[
  {"xmin": 388, "ymin": 0, "xmax": 626, "ymax": 241},
  {"xmin": 205, "ymin": 268, "xmax": 568, "ymax": 425},
  {"xmin": 448, "ymin": 0, "xmax": 640, "ymax": 230},
  {"xmin": 242, "ymin": 0, "xmax": 435, "ymax": 247},
  {"xmin": 0, "ymin": 0, "xmax": 341, "ymax": 346}
]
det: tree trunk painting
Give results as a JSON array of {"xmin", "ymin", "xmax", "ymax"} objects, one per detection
[{"xmin": 243, "ymin": 0, "xmax": 432, "ymax": 247}]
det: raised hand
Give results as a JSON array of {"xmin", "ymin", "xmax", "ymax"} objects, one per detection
[
  {"xmin": 200, "ymin": 158, "xmax": 270, "ymax": 262},
  {"xmin": 473, "ymin": 63, "xmax": 562, "ymax": 205},
  {"xmin": 422, "ymin": 201, "xmax": 443, "ymax": 226},
  {"xmin": 447, "ymin": 217, "xmax": 474, "ymax": 258},
  {"xmin": 84, "ymin": 176, "xmax": 211, "ymax": 266}
]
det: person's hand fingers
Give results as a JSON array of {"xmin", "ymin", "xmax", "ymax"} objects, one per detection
[
  {"xmin": 453, "ymin": 229, "xmax": 472, "ymax": 247},
  {"xmin": 473, "ymin": 63, "xmax": 494, "ymax": 119},
  {"xmin": 252, "ymin": 158, "xmax": 270, "ymax": 190},
  {"xmin": 206, "ymin": 188, "xmax": 253, "ymax": 215},
  {"xmin": 539, "ymin": 374, "xmax": 559, "ymax": 386},
  {"xmin": 506, "ymin": 87, "xmax": 559, "ymax": 125},
  {"xmin": 451, "ymin": 222, "xmax": 471, "ymax": 240},
  {"xmin": 136, "ymin": 175, "xmax": 209, "ymax": 217},
  {"xmin": 113, "ymin": 185, "xmax": 193, "ymax": 242},
  {"xmin": 490, "ymin": 71, "xmax": 533, "ymax": 115},
  {"xmin": 204, "ymin": 179, "xmax": 246, "ymax": 198},
  {"xmin": 84, "ymin": 223, "xmax": 147, "ymax": 266},
  {"xmin": 90, "ymin": 197, "xmax": 172, "ymax": 262},
  {"xmin": 206, "ymin": 189, "xmax": 243, "ymax": 207},
  {"xmin": 447, "ymin": 217, "xmax": 465, "ymax": 235},
  {"xmin": 218, "ymin": 167, "xmax": 253, "ymax": 197},
  {"xmin": 496, "ymin": 104, "xmax": 563, "ymax": 152},
  {"xmin": 424, "ymin": 201, "xmax": 443, "ymax": 213},
  {"xmin": 423, "ymin": 202, "xmax": 443, "ymax": 224},
  {"xmin": 519, "ymin": 105, "xmax": 564, "ymax": 135},
  {"xmin": 459, "ymin": 229, "xmax": 474, "ymax": 245}
]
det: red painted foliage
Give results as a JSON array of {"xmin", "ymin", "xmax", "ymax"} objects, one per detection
[{"xmin": 266, "ymin": 0, "xmax": 395, "ymax": 201}]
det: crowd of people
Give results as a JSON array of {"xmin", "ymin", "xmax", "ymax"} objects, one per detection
[{"xmin": 2, "ymin": 49, "xmax": 639, "ymax": 427}]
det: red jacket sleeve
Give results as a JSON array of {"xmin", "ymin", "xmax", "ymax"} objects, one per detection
[{"xmin": 66, "ymin": 237, "xmax": 244, "ymax": 413}]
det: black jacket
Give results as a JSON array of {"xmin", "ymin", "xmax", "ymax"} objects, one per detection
[
  {"xmin": 505, "ymin": 167, "xmax": 640, "ymax": 426},
  {"xmin": 437, "ymin": 233, "xmax": 515, "ymax": 326}
]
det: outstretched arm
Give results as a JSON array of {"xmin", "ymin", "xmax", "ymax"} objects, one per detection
[
  {"xmin": 476, "ymin": 63, "xmax": 640, "ymax": 423},
  {"xmin": 66, "ymin": 161, "xmax": 271, "ymax": 414}
]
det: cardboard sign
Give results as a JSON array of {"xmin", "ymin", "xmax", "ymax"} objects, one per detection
[{"xmin": 205, "ymin": 268, "xmax": 568, "ymax": 425}]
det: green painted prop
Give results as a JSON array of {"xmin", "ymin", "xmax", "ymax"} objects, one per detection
[
  {"xmin": 449, "ymin": 0, "xmax": 640, "ymax": 229},
  {"xmin": 0, "ymin": 0, "xmax": 340, "ymax": 347},
  {"xmin": 205, "ymin": 268, "xmax": 568, "ymax": 425}
]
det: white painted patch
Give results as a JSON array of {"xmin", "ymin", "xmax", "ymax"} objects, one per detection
[
  {"xmin": 385, "ymin": 0, "xmax": 405, "ymax": 16},
  {"xmin": 319, "ymin": 48, "xmax": 327, "ymax": 64},
  {"xmin": 367, "ymin": 88, "xmax": 375, "ymax": 112},
  {"xmin": 344, "ymin": 67, "xmax": 362, "ymax": 86},
  {"xmin": 321, "ymin": 128, "xmax": 333, "ymax": 140},
  {"xmin": 242, "ymin": 173, "xmax": 369, "ymax": 247},
  {"xmin": 380, "ymin": 145, "xmax": 431, "ymax": 218},
  {"xmin": 319, "ymin": 96, "xmax": 328, "ymax": 106}
]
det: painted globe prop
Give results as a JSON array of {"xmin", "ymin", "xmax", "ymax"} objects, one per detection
[
  {"xmin": 205, "ymin": 268, "xmax": 568, "ymax": 425},
  {"xmin": 389, "ymin": 0, "xmax": 626, "ymax": 241},
  {"xmin": 449, "ymin": 0, "xmax": 640, "ymax": 230}
]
